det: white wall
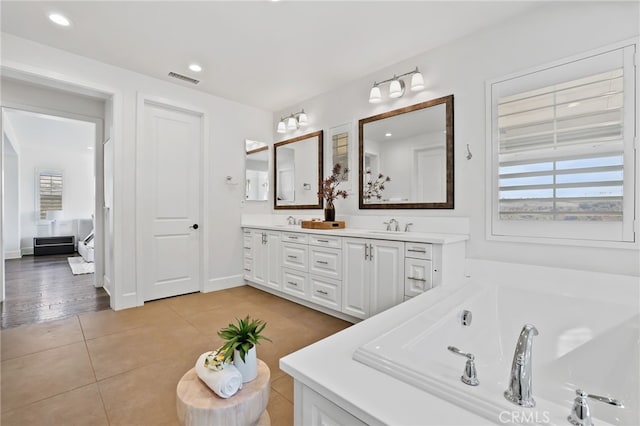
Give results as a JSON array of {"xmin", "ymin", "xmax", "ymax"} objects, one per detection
[
  {"xmin": 18, "ymin": 143, "xmax": 94, "ymax": 253},
  {"xmin": 2, "ymin": 136, "xmax": 20, "ymax": 258},
  {"xmin": 2, "ymin": 32, "xmax": 273, "ymax": 308},
  {"xmin": 273, "ymin": 1, "xmax": 640, "ymax": 276}
]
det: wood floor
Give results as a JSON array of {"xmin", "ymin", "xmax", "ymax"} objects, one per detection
[{"xmin": 1, "ymin": 254, "xmax": 110, "ymax": 329}]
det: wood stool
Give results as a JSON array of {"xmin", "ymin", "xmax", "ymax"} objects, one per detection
[{"xmin": 176, "ymin": 359, "xmax": 270, "ymax": 425}]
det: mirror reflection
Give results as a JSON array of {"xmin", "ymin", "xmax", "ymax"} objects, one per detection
[
  {"xmin": 359, "ymin": 95, "xmax": 454, "ymax": 209},
  {"xmin": 274, "ymin": 130, "xmax": 323, "ymax": 209},
  {"xmin": 245, "ymin": 140, "xmax": 269, "ymax": 201}
]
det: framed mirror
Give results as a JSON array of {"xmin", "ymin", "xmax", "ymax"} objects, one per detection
[
  {"xmin": 274, "ymin": 130, "xmax": 323, "ymax": 209},
  {"xmin": 245, "ymin": 139, "xmax": 269, "ymax": 201},
  {"xmin": 359, "ymin": 95, "xmax": 454, "ymax": 209}
]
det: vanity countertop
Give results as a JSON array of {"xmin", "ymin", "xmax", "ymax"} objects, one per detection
[
  {"xmin": 241, "ymin": 224, "xmax": 468, "ymax": 245},
  {"xmin": 279, "ymin": 282, "xmax": 486, "ymax": 425}
]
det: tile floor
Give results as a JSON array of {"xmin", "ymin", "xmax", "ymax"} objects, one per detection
[{"xmin": 0, "ymin": 285, "xmax": 352, "ymax": 425}]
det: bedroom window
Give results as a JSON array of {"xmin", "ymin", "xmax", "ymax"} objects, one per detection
[
  {"xmin": 488, "ymin": 43, "xmax": 636, "ymax": 244},
  {"xmin": 38, "ymin": 170, "xmax": 63, "ymax": 220}
]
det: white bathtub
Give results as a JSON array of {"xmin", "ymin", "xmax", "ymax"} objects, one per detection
[{"xmin": 354, "ymin": 280, "xmax": 639, "ymax": 426}]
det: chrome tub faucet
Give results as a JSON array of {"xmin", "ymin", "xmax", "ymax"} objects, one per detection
[{"xmin": 504, "ymin": 324, "xmax": 539, "ymax": 407}]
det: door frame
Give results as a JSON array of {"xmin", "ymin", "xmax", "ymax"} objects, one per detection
[
  {"xmin": 135, "ymin": 93, "xmax": 209, "ymax": 305},
  {"xmin": 0, "ymin": 63, "xmax": 120, "ymax": 308}
]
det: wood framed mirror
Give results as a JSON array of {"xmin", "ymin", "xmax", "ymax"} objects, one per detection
[
  {"xmin": 274, "ymin": 130, "xmax": 323, "ymax": 210},
  {"xmin": 359, "ymin": 95, "xmax": 454, "ymax": 209}
]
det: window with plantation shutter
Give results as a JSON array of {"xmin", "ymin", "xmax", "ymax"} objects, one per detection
[
  {"xmin": 332, "ymin": 131, "xmax": 349, "ymax": 181},
  {"xmin": 38, "ymin": 171, "xmax": 63, "ymax": 219},
  {"xmin": 488, "ymin": 43, "xmax": 636, "ymax": 244}
]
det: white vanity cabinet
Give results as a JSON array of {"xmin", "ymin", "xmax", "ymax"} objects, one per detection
[
  {"xmin": 404, "ymin": 242, "xmax": 433, "ymax": 299},
  {"xmin": 342, "ymin": 238, "xmax": 404, "ymax": 319},
  {"xmin": 308, "ymin": 235, "xmax": 343, "ymax": 311},
  {"xmin": 281, "ymin": 232, "xmax": 310, "ymax": 298},
  {"xmin": 245, "ymin": 229, "xmax": 281, "ymax": 290}
]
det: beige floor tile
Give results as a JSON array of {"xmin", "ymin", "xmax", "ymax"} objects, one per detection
[
  {"xmin": 271, "ymin": 374, "xmax": 294, "ymax": 403},
  {"xmin": 98, "ymin": 357, "xmax": 191, "ymax": 426},
  {"xmin": 1, "ymin": 316, "xmax": 84, "ymax": 361},
  {"xmin": 267, "ymin": 389, "xmax": 294, "ymax": 426},
  {"xmin": 158, "ymin": 289, "xmax": 246, "ymax": 317},
  {"xmin": 0, "ymin": 383, "xmax": 108, "ymax": 426},
  {"xmin": 86, "ymin": 321, "xmax": 210, "ymax": 380},
  {"xmin": 79, "ymin": 301, "xmax": 184, "ymax": 340},
  {"xmin": 1, "ymin": 342, "xmax": 95, "ymax": 412}
]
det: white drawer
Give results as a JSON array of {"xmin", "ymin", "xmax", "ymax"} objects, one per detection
[
  {"xmin": 309, "ymin": 275, "xmax": 341, "ymax": 311},
  {"xmin": 405, "ymin": 242, "xmax": 432, "ymax": 260},
  {"xmin": 282, "ymin": 242, "xmax": 308, "ymax": 271},
  {"xmin": 309, "ymin": 234, "xmax": 341, "ymax": 249},
  {"xmin": 404, "ymin": 258, "xmax": 433, "ymax": 297},
  {"xmin": 243, "ymin": 246, "xmax": 252, "ymax": 259},
  {"xmin": 281, "ymin": 232, "xmax": 309, "ymax": 244},
  {"xmin": 243, "ymin": 258, "xmax": 252, "ymax": 278},
  {"xmin": 309, "ymin": 247, "xmax": 342, "ymax": 280},
  {"xmin": 243, "ymin": 235, "xmax": 252, "ymax": 248},
  {"xmin": 282, "ymin": 268, "xmax": 308, "ymax": 298}
]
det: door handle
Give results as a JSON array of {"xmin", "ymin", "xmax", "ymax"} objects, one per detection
[
  {"xmin": 190, "ymin": 224, "xmax": 199, "ymax": 230},
  {"xmin": 369, "ymin": 244, "xmax": 374, "ymax": 261},
  {"xmin": 364, "ymin": 244, "xmax": 369, "ymax": 260}
]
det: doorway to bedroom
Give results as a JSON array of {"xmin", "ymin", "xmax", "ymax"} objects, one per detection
[{"xmin": 1, "ymin": 103, "xmax": 109, "ymax": 328}]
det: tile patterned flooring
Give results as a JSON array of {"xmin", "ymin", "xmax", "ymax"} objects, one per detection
[{"xmin": 0, "ymin": 286, "xmax": 352, "ymax": 425}]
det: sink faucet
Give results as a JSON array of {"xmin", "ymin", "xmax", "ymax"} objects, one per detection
[
  {"xmin": 287, "ymin": 216, "xmax": 295, "ymax": 225},
  {"xmin": 404, "ymin": 222, "xmax": 413, "ymax": 232},
  {"xmin": 504, "ymin": 324, "xmax": 539, "ymax": 407},
  {"xmin": 384, "ymin": 218, "xmax": 399, "ymax": 231}
]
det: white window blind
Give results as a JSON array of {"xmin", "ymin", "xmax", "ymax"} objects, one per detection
[
  {"xmin": 39, "ymin": 171, "xmax": 63, "ymax": 219},
  {"xmin": 489, "ymin": 44, "xmax": 636, "ymax": 243}
]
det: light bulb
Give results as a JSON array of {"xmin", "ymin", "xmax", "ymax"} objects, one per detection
[
  {"xmin": 298, "ymin": 111, "xmax": 308, "ymax": 126},
  {"xmin": 277, "ymin": 120, "xmax": 286, "ymax": 133},
  {"xmin": 286, "ymin": 116, "xmax": 298, "ymax": 130},
  {"xmin": 389, "ymin": 79, "xmax": 405, "ymax": 98},
  {"xmin": 411, "ymin": 72, "xmax": 425, "ymax": 91},
  {"xmin": 369, "ymin": 85, "xmax": 382, "ymax": 103}
]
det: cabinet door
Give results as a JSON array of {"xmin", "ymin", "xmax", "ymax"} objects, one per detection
[
  {"xmin": 341, "ymin": 238, "xmax": 369, "ymax": 319},
  {"xmin": 404, "ymin": 257, "xmax": 432, "ymax": 298},
  {"xmin": 251, "ymin": 231, "xmax": 266, "ymax": 285},
  {"xmin": 265, "ymin": 231, "xmax": 281, "ymax": 290},
  {"xmin": 370, "ymin": 240, "xmax": 404, "ymax": 316},
  {"xmin": 301, "ymin": 383, "xmax": 367, "ymax": 426}
]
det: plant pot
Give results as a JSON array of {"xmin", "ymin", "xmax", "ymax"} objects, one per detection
[
  {"xmin": 324, "ymin": 207, "xmax": 336, "ymax": 222},
  {"xmin": 233, "ymin": 345, "xmax": 257, "ymax": 383}
]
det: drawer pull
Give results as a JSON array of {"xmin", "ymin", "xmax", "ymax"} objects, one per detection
[
  {"xmin": 408, "ymin": 249, "xmax": 427, "ymax": 253},
  {"xmin": 317, "ymin": 239, "xmax": 329, "ymax": 243},
  {"xmin": 289, "ymin": 236, "xmax": 298, "ymax": 240},
  {"xmin": 287, "ymin": 281, "xmax": 298, "ymax": 287},
  {"xmin": 244, "ymin": 268, "xmax": 251, "ymax": 272},
  {"xmin": 287, "ymin": 255, "xmax": 298, "ymax": 260},
  {"xmin": 316, "ymin": 260, "xmax": 329, "ymax": 265},
  {"xmin": 408, "ymin": 276, "xmax": 427, "ymax": 282},
  {"xmin": 243, "ymin": 246, "xmax": 251, "ymax": 249},
  {"xmin": 316, "ymin": 289, "xmax": 329, "ymax": 295}
]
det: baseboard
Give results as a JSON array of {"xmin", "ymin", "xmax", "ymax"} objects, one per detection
[
  {"xmin": 203, "ymin": 274, "xmax": 245, "ymax": 292},
  {"xmin": 21, "ymin": 247, "xmax": 34, "ymax": 256},
  {"xmin": 4, "ymin": 250, "xmax": 21, "ymax": 259}
]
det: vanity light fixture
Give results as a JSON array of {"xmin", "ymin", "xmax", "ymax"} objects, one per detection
[
  {"xmin": 368, "ymin": 67, "xmax": 425, "ymax": 103},
  {"xmin": 276, "ymin": 109, "xmax": 308, "ymax": 133}
]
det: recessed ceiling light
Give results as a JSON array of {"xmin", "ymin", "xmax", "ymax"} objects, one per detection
[
  {"xmin": 87, "ymin": 146, "xmax": 94, "ymax": 150},
  {"xmin": 568, "ymin": 102, "xmax": 580, "ymax": 108},
  {"xmin": 49, "ymin": 13, "xmax": 70, "ymax": 27},
  {"xmin": 385, "ymin": 132, "xmax": 392, "ymax": 137},
  {"xmin": 189, "ymin": 64, "xmax": 202, "ymax": 73}
]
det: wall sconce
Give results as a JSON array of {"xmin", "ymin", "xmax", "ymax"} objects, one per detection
[
  {"xmin": 369, "ymin": 67, "xmax": 425, "ymax": 103},
  {"xmin": 276, "ymin": 109, "xmax": 308, "ymax": 133}
]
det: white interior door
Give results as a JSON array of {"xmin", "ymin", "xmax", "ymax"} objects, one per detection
[{"xmin": 142, "ymin": 103, "xmax": 201, "ymax": 301}]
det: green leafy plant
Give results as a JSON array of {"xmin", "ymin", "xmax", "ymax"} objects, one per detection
[{"xmin": 217, "ymin": 316, "xmax": 272, "ymax": 363}]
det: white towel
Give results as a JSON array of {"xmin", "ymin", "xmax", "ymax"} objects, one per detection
[{"xmin": 195, "ymin": 352, "xmax": 243, "ymax": 399}]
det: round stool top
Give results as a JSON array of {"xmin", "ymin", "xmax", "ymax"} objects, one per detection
[{"xmin": 176, "ymin": 359, "xmax": 270, "ymax": 426}]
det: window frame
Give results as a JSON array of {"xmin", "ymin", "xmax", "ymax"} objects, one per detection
[
  {"xmin": 36, "ymin": 168, "xmax": 64, "ymax": 223},
  {"xmin": 485, "ymin": 39, "xmax": 638, "ymax": 248}
]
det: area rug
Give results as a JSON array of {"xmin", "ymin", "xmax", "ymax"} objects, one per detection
[{"xmin": 68, "ymin": 257, "xmax": 95, "ymax": 275}]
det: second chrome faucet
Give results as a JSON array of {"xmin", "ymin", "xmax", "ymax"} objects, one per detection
[{"xmin": 504, "ymin": 324, "xmax": 539, "ymax": 407}]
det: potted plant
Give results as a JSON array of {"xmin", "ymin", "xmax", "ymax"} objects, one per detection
[
  {"xmin": 217, "ymin": 316, "xmax": 271, "ymax": 382},
  {"xmin": 318, "ymin": 163, "xmax": 349, "ymax": 221}
]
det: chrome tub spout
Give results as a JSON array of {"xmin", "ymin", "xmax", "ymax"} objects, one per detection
[{"xmin": 504, "ymin": 324, "xmax": 539, "ymax": 407}]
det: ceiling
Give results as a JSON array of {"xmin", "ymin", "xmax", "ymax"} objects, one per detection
[
  {"xmin": 1, "ymin": 1, "xmax": 540, "ymax": 111},
  {"xmin": 3, "ymin": 109, "xmax": 96, "ymax": 152}
]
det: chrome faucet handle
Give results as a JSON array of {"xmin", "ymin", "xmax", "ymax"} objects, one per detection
[
  {"xmin": 287, "ymin": 216, "xmax": 295, "ymax": 225},
  {"xmin": 447, "ymin": 346, "xmax": 479, "ymax": 386},
  {"xmin": 404, "ymin": 222, "xmax": 413, "ymax": 232},
  {"xmin": 383, "ymin": 221, "xmax": 391, "ymax": 231},
  {"xmin": 568, "ymin": 389, "xmax": 624, "ymax": 426}
]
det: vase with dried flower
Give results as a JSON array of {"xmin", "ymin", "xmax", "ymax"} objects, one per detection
[
  {"xmin": 363, "ymin": 168, "xmax": 391, "ymax": 201},
  {"xmin": 318, "ymin": 163, "xmax": 349, "ymax": 222}
]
